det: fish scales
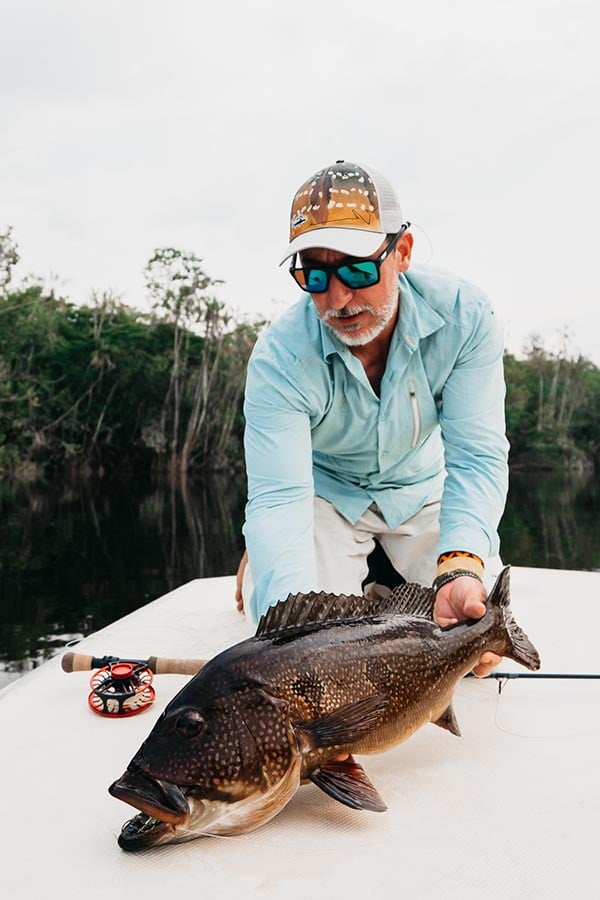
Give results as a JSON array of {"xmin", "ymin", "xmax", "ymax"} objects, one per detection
[
  {"xmin": 109, "ymin": 566, "xmax": 540, "ymax": 850},
  {"xmin": 228, "ymin": 612, "xmax": 498, "ymax": 762}
]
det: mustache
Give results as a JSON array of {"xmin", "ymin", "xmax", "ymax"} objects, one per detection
[{"xmin": 324, "ymin": 305, "xmax": 374, "ymax": 320}]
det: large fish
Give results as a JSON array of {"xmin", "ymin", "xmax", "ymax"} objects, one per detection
[{"xmin": 109, "ymin": 566, "xmax": 540, "ymax": 850}]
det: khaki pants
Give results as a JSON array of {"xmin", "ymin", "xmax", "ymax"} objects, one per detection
[{"xmin": 244, "ymin": 495, "xmax": 503, "ymax": 602}]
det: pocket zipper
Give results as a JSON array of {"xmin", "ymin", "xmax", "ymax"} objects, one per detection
[{"xmin": 408, "ymin": 380, "xmax": 421, "ymax": 448}]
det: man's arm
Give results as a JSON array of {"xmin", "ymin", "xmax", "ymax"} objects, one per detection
[
  {"xmin": 437, "ymin": 298, "xmax": 509, "ymax": 562},
  {"xmin": 434, "ymin": 295, "xmax": 508, "ymax": 674},
  {"xmin": 243, "ymin": 342, "xmax": 319, "ymax": 623}
]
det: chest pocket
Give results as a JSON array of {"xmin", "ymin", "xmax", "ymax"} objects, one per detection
[
  {"xmin": 407, "ymin": 380, "xmax": 421, "ymax": 448},
  {"xmin": 399, "ymin": 354, "xmax": 440, "ymax": 452}
]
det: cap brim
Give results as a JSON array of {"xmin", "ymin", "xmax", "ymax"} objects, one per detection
[{"xmin": 279, "ymin": 227, "xmax": 386, "ymax": 266}]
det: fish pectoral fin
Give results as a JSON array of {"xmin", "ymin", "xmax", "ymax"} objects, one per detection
[
  {"xmin": 310, "ymin": 755, "xmax": 387, "ymax": 813},
  {"xmin": 295, "ymin": 694, "xmax": 388, "ymax": 752},
  {"xmin": 432, "ymin": 702, "xmax": 461, "ymax": 736}
]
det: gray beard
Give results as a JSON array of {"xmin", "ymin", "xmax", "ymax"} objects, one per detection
[{"xmin": 321, "ymin": 288, "xmax": 399, "ymax": 347}]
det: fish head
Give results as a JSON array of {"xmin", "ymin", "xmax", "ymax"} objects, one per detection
[{"xmin": 109, "ymin": 685, "xmax": 301, "ymax": 849}]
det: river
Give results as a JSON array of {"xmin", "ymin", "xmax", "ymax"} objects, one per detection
[{"xmin": 1, "ymin": 469, "xmax": 598, "ymax": 687}]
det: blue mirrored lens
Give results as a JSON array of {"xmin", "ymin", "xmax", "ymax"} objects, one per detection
[
  {"xmin": 338, "ymin": 261, "xmax": 379, "ymax": 288},
  {"xmin": 305, "ymin": 269, "xmax": 329, "ymax": 292}
]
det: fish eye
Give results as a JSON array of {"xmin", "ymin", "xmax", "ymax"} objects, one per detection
[{"xmin": 175, "ymin": 709, "xmax": 205, "ymax": 738}]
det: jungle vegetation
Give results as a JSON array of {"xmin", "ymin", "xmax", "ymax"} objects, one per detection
[{"xmin": 1, "ymin": 227, "xmax": 598, "ymax": 479}]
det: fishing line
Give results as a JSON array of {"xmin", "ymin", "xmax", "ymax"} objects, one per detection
[
  {"xmin": 490, "ymin": 674, "xmax": 600, "ymax": 740},
  {"xmin": 408, "ymin": 221, "xmax": 434, "ymax": 265},
  {"xmin": 177, "ymin": 825, "xmax": 235, "ymax": 841}
]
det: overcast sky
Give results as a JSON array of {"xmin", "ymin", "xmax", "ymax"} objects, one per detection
[{"xmin": 2, "ymin": 0, "xmax": 599, "ymax": 362}]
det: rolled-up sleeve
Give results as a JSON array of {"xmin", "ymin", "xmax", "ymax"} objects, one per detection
[
  {"xmin": 438, "ymin": 299, "xmax": 509, "ymax": 560},
  {"xmin": 243, "ymin": 341, "xmax": 319, "ymax": 622}
]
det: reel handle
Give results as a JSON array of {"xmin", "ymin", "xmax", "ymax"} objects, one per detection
[{"xmin": 61, "ymin": 652, "xmax": 206, "ymax": 676}]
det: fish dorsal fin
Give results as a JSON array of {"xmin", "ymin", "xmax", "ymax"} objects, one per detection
[
  {"xmin": 255, "ymin": 582, "xmax": 436, "ymax": 637},
  {"xmin": 384, "ymin": 582, "xmax": 436, "ymax": 619},
  {"xmin": 256, "ymin": 591, "xmax": 366, "ymax": 637}
]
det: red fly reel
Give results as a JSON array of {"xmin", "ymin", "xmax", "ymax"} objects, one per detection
[{"xmin": 88, "ymin": 661, "xmax": 155, "ymax": 717}]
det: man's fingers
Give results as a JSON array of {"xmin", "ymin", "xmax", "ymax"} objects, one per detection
[
  {"xmin": 480, "ymin": 651, "xmax": 502, "ymax": 666},
  {"xmin": 434, "ymin": 611, "xmax": 458, "ymax": 627},
  {"xmin": 471, "ymin": 651, "xmax": 502, "ymax": 678},
  {"xmin": 234, "ymin": 586, "xmax": 244, "ymax": 613},
  {"xmin": 464, "ymin": 598, "xmax": 487, "ymax": 619}
]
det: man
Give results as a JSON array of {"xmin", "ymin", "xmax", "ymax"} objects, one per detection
[{"xmin": 239, "ymin": 160, "xmax": 508, "ymax": 677}]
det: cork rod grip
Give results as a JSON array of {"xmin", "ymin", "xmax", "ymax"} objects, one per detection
[
  {"xmin": 61, "ymin": 652, "xmax": 97, "ymax": 672},
  {"xmin": 147, "ymin": 656, "xmax": 206, "ymax": 675}
]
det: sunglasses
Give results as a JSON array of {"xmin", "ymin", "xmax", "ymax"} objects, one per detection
[{"xmin": 289, "ymin": 224, "xmax": 409, "ymax": 294}]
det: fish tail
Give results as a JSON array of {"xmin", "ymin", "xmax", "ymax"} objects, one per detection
[{"xmin": 488, "ymin": 566, "xmax": 541, "ymax": 671}]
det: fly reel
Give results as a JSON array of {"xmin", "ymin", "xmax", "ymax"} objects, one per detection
[{"xmin": 88, "ymin": 661, "xmax": 156, "ymax": 718}]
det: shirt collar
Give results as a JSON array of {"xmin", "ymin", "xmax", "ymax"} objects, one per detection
[
  {"xmin": 396, "ymin": 271, "xmax": 447, "ymax": 352},
  {"xmin": 319, "ymin": 312, "xmax": 342, "ymax": 359}
]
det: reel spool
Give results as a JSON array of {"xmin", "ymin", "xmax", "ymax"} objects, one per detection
[{"xmin": 88, "ymin": 661, "xmax": 156, "ymax": 718}]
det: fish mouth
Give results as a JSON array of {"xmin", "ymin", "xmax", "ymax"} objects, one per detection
[
  {"xmin": 117, "ymin": 812, "xmax": 179, "ymax": 851},
  {"xmin": 109, "ymin": 767, "xmax": 190, "ymax": 826}
]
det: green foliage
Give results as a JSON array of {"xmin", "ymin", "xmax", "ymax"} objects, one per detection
[
  {"xmin": 504, "ymin": 339, "xmax": 599, "ymax": 470},
  {"xmin": 1, "ymin": 229, "xmax": 598, "ymax": 478},
  {"xmin": 0, "ymin": 226, "xmax": 19, "ymax": 293},
  {"xmin": 0, "ymin": 244, "xmax": 264, "ymax": 477}
]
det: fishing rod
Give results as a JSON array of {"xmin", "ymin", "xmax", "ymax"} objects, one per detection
[
  {"xmin": 61, "ymin": 651, "xmax": 206, "ymax": 675},
  {"xmin": 483, "ymin": 672, "xmax": 600, "ymax": 679},
  {"xmin": 468, "ymin": 671, "xmax": 600, "ymax": 693}
]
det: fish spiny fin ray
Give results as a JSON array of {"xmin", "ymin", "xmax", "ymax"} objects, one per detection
[
  {"xmin": 256, "ymin": 591, "xmax": 370, "ymax": 636},
  {"xmin": 255, "ymin": 582, "xmax": 436, "ymax": 637},
  {"xmin": 383, "ymin": 582, "xmax": 436, "ymax": 618},
  {"xmin": 488, "ymin": 565, "xmax": 511, "ymax": 609}
]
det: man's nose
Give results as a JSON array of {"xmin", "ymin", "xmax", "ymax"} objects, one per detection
[{"xmin": 326, "ymin": 274, "xmax": 354, "ymax": 309}]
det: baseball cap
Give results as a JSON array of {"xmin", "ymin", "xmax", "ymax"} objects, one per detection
[{"xmin": 280, "ymin": 160, "xmax": 404, "ymax": 265}]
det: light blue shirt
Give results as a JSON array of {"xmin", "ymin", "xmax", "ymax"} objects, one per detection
[{"xmin": 243, "ymin": 263, "xmax": 509, "ymax": 622}]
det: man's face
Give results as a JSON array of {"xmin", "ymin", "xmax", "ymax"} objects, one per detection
[{"xmin": 301, "ymin": 232, "xmax": 413, "ymax": 348}]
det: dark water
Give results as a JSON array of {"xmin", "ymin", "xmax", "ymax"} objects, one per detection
[
  {"xmin": 0, "ymin": 474, "xmax": 247, "ymax": 687},
  {"xmin": 1, "ymin": 469, "xmax": 599, "ymax": 687}
]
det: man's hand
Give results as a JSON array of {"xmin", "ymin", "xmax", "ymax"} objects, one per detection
[
  {"xmin": 433, "ymin": 575, "xmax": 502, "ymax": 677},
  {"xmin": 235, "ymin": 550, "xmax": 248, "ymax": 613}
]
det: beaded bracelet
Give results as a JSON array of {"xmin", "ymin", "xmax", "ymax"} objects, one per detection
[{"xmin": 432, "ymin": 568, "xmax": 483, "ymax": 594}]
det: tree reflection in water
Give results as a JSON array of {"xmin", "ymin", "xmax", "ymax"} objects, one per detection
[
  {"xmin": 1, "ymin": 468, "xmax": 599, "ymax": 686},
  {"xmin": 0, "ymin": 475, "xmax": 246, "ymax": 687},
  {"xmin": 500, "ymin": 469, "xmax": 600, "ymax": 571}
]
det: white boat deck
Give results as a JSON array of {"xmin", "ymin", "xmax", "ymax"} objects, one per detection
[{"xmin": 1, "ymin": 567, "xmax": 598, "ymax": 900}]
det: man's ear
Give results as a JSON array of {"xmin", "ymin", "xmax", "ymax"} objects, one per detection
[{"xmin": 395, "ymin": 232, "xmax": 413, "ymax": 273}]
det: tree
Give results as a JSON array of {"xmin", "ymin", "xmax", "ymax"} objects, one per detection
[
  {"xmin": 143, "ymin": 247, "xmax": 263, "ymax": 477},
  {"xmin": 504, "ymin": 335, "xmax": 598, "ymax": 469},
  {"xmin": 0, "ymin": 242, "xmax": 263, "ymax": 478},
  {"xmin": 0, "ymin": 227, "xmax": 19, "ymax": 294}
]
